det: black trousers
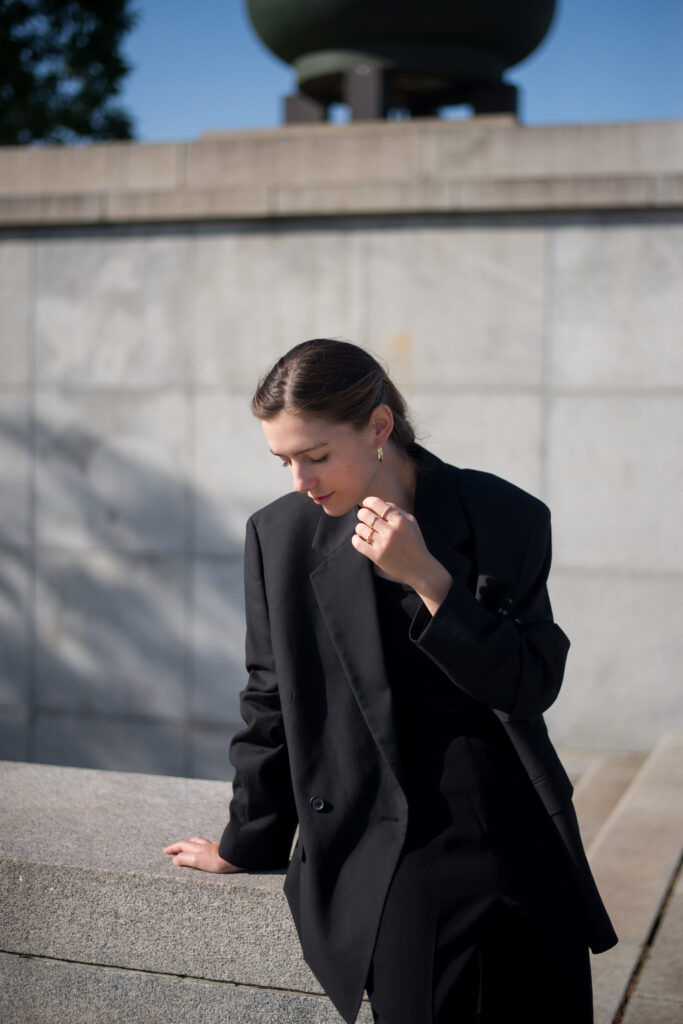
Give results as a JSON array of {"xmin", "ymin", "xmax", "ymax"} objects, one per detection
[
  {"xmin": 365, "ymin": 723, "xmax": 594, "ymax": 1024},
  {"xmin": 368, "ymin": 902, "xmax": 592, "ymax": 1024}
]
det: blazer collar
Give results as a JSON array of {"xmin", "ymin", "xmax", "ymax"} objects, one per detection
[
  {"xmin": 411, "ymin": 445, "xmax": 472, "ymax": 588},
  {"xmin": 308, "ymin": 447, "xmax": 472, "ymax": 788}
]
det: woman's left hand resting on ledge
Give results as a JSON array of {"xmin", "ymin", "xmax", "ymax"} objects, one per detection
[{"xmin": 163, "ymin": 836, "xmax": 244, "ymax": 873}]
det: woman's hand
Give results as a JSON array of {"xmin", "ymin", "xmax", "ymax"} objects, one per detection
[
  {"xmin": 353, "ymin": 496, "xmax": 453, "ymax": 616},
  {"xmin": 163, "ymin": 836, "xmax": 244, "ymax": 873}
]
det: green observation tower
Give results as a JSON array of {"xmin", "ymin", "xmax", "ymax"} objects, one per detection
[{"xmin": 246, "ymin": 0, "xmax": 557, "ymax": 122}]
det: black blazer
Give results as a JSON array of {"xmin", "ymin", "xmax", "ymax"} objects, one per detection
[{"xmin": 219, "ymin": 447, "xmax": 617, "ymax": 1024}]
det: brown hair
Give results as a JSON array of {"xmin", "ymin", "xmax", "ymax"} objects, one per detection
[{"xmin": 251, "ymin": 339, "xmax": 417, "ymax": 455}]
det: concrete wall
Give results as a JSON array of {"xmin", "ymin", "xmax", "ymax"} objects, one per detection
[{"xmin": 0, "ymin": 118, "xmax": 682, "ymax": 774}]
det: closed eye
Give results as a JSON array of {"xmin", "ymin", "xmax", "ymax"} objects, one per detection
[{"xmin": 281, "ymin": 454, "xmax": 328, "ymax": 467}]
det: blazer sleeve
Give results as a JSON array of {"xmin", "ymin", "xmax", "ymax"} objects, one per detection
[
  {"xmin": 218, "ymin": 516, "xmax": 298, "ymax": 869},
  {"xmin": 409, "ymin": 505, "xmax": 570, "ymax": 720}
]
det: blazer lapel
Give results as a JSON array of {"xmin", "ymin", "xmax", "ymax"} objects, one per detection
[{"xmin": 310, "ymin": 510, "xmax": 405, "ymax": 787}]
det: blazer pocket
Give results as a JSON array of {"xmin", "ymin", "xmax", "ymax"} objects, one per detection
[{"xmin": 475, "ymin": 574, "xmax": 514, "ymax": 615}]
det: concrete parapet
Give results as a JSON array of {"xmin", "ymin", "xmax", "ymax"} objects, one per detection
[
  {"xmin": 1, "ymin": 740, "xmax": 682, "ymax": 1022},
  {"xmin": 1, "ymin": 119, "xmax": 682, "ymax": 226},
  {"xmin": 0, "ymin": 760, "xmax": 370, "ymax": 1021},
  {"xmin": 0, "ymin": 952, "xmax": 355, "ymax": 1024}
]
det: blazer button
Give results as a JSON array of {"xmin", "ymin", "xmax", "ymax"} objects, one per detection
[{"xmin": 310, "ymin": 796, "xmax": 325, "ymax": 812}]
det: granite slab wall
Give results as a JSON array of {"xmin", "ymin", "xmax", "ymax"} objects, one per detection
[{"xmin": 0, "ymin": 120, "xmax": 681, "ymax": 773}]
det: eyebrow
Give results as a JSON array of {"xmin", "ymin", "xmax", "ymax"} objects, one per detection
[{"xmin": 270, "ymin": 442, "xmax": 330, "ymax": 459}]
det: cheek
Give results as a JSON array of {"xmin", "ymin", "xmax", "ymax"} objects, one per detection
[
  {"xmin": 343, "ymin": 460, "xmax": 365, "ymax": 485},
  {"xmin": 346, "ymin": 459, "xmax": 373, "ymax": 493}
]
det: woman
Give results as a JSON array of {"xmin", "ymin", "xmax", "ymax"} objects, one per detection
[{"xmin": 165, "ymin": 338, "xmax": 617, "ymax": 1024}]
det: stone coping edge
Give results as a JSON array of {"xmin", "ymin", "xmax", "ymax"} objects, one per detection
[
  {"xmin": 0, "ymin": 174, "xmax": 681, "ymax": 226},
  {"xmin": 1, "ymin": 118, "xmax": 682, "ymax": 225}
]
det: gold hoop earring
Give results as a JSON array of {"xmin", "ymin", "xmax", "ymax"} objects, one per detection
[{"xmin": 377, "ymin": 445, "xmax": 384, "ymax": 463}]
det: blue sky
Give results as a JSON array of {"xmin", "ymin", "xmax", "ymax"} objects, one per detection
[{"xmin": 120, "ymin": 0, "xmax": 683, "ymax": 143}]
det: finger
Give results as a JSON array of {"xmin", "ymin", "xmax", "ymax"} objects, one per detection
[
  {"xmin": 164, "ymin": 839, "xmax": 200, "ymax": 854},
  {"xmin": 172, "ymin": 852, "xmax": 199, "ymax": 868},
  {"xmin": 189, "ymin": 836, "xmax": 210, "ymax": 844},
  {"xmin": 354, "ymin": 523, "xmax": 375, "ymax": 545},
  {"xmin": 357, "ymin": 507, "xmax": 383, "ymax": 531},
  {"xmin": 361, "ymin": 496, "xmax": 404, "ymax": 521},
  {"xmin": 359, "ymin": 496, "xmax": 385, "ymax": 517},
  {"xmin": 381, "ymin": 502, "xmax": 404, "ymax": 522},
  {"xmin": 351, "ymin": 532, "xmax": 378, "ymax": 559}
]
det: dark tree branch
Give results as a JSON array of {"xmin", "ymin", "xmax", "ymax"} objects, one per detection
[{"xmin": 0, "ymin": 0, "xmax": 138, "ymax": 144}]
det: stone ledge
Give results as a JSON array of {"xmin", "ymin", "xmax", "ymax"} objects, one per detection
[
  {"xmin": 1, "ymin": 118, "xmax": 682, "ymax": 226},
  {"xmin": 0, "ymin": 760, "xmax": 372, "ymax": 1021},
  {"xmin": 0, "ymin": 952, "xmax": 372, "ymax": 1024},
  {"xmin": 2, "ymin": 738, "xmax": 681, "ymax": 1023},
  {"xmin": 0, "ymin": 762, "xmax": 314, "ymax": 992}
]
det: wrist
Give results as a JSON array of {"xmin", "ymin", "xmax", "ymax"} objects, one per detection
[
  {"xmin": 411, "ymin": 558, "xmax": 453, "ymax": 612},
  {"xmin": 219, "ymin": 861, "xmax": 244, "ymax": 873}
]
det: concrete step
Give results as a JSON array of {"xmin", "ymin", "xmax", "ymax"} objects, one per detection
[
  {"xmin": 585, "ymin": 733, "xmax": 683, "ymax": 1024},
  {"xmin": 570, "ymin": 750, "xmax": 647, "ymax": 849},
  {"xmin": 620, "ymin": 861, "xmax": 683, "ymax": 1024}
]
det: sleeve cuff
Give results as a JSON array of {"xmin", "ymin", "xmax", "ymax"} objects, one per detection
[{"xmin": 409, "ymin": 578, "xmax": 500, "ymax": 651}]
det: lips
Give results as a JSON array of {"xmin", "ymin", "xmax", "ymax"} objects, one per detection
[{"xmin": 311, "ymin": 492, "xmax": 334, "ymax": 504}]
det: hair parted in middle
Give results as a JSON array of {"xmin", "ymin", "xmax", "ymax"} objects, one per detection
[{"xmin": 251, "ymin": 338, "xmax": 417, "ymax": 456}]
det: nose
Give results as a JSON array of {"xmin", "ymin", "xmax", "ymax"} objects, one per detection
[{"xmin": 291, "ymin": 461, "xmax": 315, "ymax": 494}]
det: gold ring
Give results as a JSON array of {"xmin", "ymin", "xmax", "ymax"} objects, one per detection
[
  {"xmin": 366, "ymin": 529, "xmax": 374, "ymax": 545},
  {"xmin": 371, "ymin": 514, "xmax": 379, "ymax": 530}
]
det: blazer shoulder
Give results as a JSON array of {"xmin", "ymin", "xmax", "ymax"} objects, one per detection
[
  {"xmin": 455, "ymin": 466, "xmax": 550, "ymax": 534},
  {"xmin": 249, "ymin": 490, "xmax": 322, "ymax": 546}
]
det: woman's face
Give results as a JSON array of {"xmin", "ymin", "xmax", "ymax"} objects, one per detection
[{"xmin": 261, "ymin": 410, "xmax": 383, "ymax": 517}]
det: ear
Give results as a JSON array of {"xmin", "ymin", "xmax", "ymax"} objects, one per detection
[{"xmin": 368, "ymin": 404, "xmax": 394, "ymax": 445}]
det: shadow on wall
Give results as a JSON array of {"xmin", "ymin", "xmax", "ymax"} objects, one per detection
[{"xmin": 0, "ymin": 404, "xmax": 255, "ymax": 780}]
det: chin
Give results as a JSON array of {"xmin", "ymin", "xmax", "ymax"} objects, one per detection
[{"xmin": 321, "ymin": 497, "xmax": 355, "ymax": 517}]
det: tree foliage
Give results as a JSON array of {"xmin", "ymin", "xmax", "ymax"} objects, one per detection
[{"xmin": 0, "ymin": 0, "xmax": 138, "ymax": 145}]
